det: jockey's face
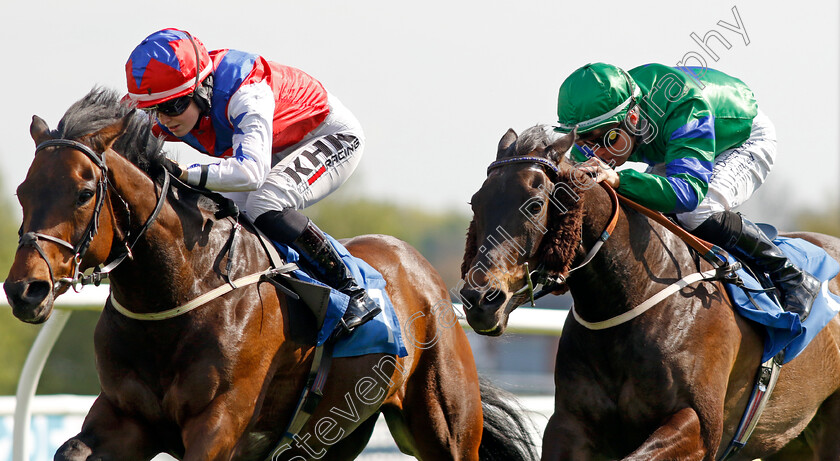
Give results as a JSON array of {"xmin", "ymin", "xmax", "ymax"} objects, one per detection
[
  {"xmin": 576, "ymin": 123, "xmax": 635, "ymax": 167},
  {"xmin": 575, "ymin": 110, "xmax": 640, "ymax": 168},
  {"xmin": 155, "ymin": 100, "xmax": 201, "ymax": 138}
]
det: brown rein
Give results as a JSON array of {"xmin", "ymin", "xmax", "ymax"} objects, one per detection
[{"xmin": 615, "ymin": 193, "xmax": 728, "ymax": 268}]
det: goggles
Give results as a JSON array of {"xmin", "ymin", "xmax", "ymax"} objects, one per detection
[{"xmin": 143, "ymin": 94, "xmax": 193, "ymax": 117}]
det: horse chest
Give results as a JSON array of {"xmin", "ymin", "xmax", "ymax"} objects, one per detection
[{"xmin": 557, "ymin": 340, "xmax": 683, "ymax": 424}]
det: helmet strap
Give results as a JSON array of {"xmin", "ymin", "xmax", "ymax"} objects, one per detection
[
  {"xmin": 192, "ymin": 74, "xmax": 214, "ymax": 115},
  {"xmin": 184, "ymin": 32, "xmax": 213, "ymax": 115},
  {"xmin": 185, "ymin": 32, "xmax": 202, "ymax": 95}
]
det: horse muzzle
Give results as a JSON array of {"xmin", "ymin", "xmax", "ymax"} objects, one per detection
[
  {"xmin": 459, "ymin": 285, "xmax": 510, "ymax": 336},
  {"xmin": 4, "ymin": 278, "xmax": 55, "ymax": 323}
]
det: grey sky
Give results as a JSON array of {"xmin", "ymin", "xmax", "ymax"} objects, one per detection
[{"xmin": 1, "ymin": 0, "xmax": 837, "ymax": 224}]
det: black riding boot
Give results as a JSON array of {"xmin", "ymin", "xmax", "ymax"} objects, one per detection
[
  {"xmin": 693, "ymin": 211, "xmax": 820, "ymax": 321},
  {"xmin": 254, "ymin": 209, "xmax": 381, "ymax": 334},
  {"xmin": 292, "ymin": 221, "xmax": 382, "ymax": 333}
]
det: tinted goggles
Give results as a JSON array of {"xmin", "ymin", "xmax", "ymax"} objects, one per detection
[{"xmin": 143, "ymin": 94, "xmax": 193, "ymax": 117}]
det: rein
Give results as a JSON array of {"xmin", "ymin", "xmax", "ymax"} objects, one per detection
[
  {"xmin": 20, "ymin": 139, "xmax": 169, "ymax": 294},
  {"xmin": 616, "ymin": 194, "xmax": 728, "ymax": 268}
]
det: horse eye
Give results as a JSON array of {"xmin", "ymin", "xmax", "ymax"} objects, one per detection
[{"xmin": 77, "ymin": 190, "xmax": 95, "ymax": 206}]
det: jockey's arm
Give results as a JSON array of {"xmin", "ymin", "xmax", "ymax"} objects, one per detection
[
  {"xmin": 182, "ymin": 84, "xmax": 274, "ymax": 192},
  {"xmin": 615, "ymin": 102, "xmax": 716, "ymax": 214}
]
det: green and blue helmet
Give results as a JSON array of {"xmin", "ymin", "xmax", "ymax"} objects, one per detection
[{"xmin": 555, "ymin": 63, "xmax": 641, "ymax": 134}]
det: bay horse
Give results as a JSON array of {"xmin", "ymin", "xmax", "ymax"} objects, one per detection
[
  {"xmin": 459, "ymin": 125, "xmax": 840, "ymax": 460},
  {"xmin": 3, "ymin": 88, "xmax": 538, "ymax": 461}
]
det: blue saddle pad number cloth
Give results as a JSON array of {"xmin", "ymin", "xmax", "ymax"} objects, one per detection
[
  {"xmin": 276, "ymin": 235, "xmax": 407, "ymax": 358},
  {"xmin": 724, "ymin": 236, "xmax": 840, "ymax": 364}
]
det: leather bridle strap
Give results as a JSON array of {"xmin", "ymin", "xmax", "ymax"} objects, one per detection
[
  {"xmin": 525, "ymin": 182, "xmax": 621, "ymax": 303},
  {"xmin": 487, "ymin": 155, "xmax": 560, "ymax": 177},
  {"xmin": 36, "ymin": 138, "xmax": 107, "ymax": 168},
  {"xmin": 567, "ymin": 182, "xmax": 620, "ymax": 274},
  {"xmin": 484, "ymin": 156, "xmax": 622, "ymax": 305},
  {"xmin": 19, "ymin": 139, "xmax": 110, "ymax": 293},
  {"xmin": 83, "ymin": 170, "xmax": 171, "ymax": 287},
  {"xmin": 22, "ymin": 138, "xmax": 171, "ymax": 290}
]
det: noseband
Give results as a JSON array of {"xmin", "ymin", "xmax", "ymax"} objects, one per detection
[
  {"xmin": 19, "ymin": 138, "xmax": 169, "ymax": 293},
  {"xmin": 485, "ymin": 155, "xmax": 620, "ymax": 306}
]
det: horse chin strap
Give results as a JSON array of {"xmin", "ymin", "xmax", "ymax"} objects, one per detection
[{"xmin": 20, "ymin": 139, "xmax": 170, "ymax": 294}]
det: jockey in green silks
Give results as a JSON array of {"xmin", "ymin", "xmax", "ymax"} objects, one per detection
[{"xmin": 555, "ymin": 62, "xmax": 819, "ymax": 320}]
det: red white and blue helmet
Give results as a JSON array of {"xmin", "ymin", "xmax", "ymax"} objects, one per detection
[{"xmin": 125, "ymin": 28, "xmax": 213, "ymax": 108}]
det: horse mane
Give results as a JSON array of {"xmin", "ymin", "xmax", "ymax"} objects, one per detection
[
  {"xmin": 55, "ymin": 87, "xmax": 224, "ymax": 214},
  {"xmin": 54, "ymin": 87, "xmax": 168, "ymax": 182},
  {"xmin": 461, "ymin": 125, "xmax": 592, "ymax": 279}
]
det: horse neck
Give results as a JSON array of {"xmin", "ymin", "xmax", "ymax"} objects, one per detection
[
  {"xmin": 102, "ymin": 152, "xmax": 242, "ymax": 313},
  {"xmin": 567, "ymin": 186, "xmax": 697, "ymax": 321}
]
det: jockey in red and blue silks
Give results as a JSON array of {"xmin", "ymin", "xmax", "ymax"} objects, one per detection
[{"xmin": 125, "ymin": 28, "xmax": 380, "ymax": 333}]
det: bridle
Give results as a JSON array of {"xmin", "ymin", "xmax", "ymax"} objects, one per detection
[
  {"xmin": 18, "ymin": 138, "xmax": 170, "ymax": 294},
  {"xmin": 484, "ymin": 155, "xmax": 620, "ymax": 307}
]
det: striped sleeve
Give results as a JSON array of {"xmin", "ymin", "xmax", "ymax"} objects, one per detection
[
  {"xmin": 570, "ymin": 144, "xmax": 594, "ymax": 163},
  {"xmin": 184, "ymin": 83, "xmax": 274, "ymax": 191},
  {"xmin": 617, "ymin": 99, "xmax": 715, "ymax": 213}
]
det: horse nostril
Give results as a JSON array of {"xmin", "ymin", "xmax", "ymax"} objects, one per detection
[
  {"xmin": 4, "ymin": 279, "xmax": 51, "ymax": 307},
  {"xmin": 24, "ymin": 280, "xmax": 51, "ymax": 304},
  {"xmin": 459, "ymin": 288, "xmax": 483, "ymax": 310}
]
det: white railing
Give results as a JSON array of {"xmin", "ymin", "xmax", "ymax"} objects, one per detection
[
  {"xmin": 2, "ymin": 286, "xmax": 566, "ymax": 461},
  {"xmin": 3, "ymin": 286, "xmax": 110, "ymax": 461}
]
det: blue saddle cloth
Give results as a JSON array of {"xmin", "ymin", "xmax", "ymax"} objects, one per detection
[
  {"xmin": 275, "ymin": 235, "xmax": 407, "ymax": 358},
  {"xmin": 724, "ymin": 236, "xmax": 840, "ymax": 364}
]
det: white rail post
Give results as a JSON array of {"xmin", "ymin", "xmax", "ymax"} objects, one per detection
[{"xmin": 13, "ymin": 309, "xmax": 72, "ymax": 461}]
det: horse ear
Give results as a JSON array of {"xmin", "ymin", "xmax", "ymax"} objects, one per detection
[
  {"xmin": 551, "ymin": 126, "xmax": 577, "ymax": 156},
  {"xmin": 86, "ymin": 110, "xmax": 135, "ymax": 152},
  {"xmin": 497, "ymin": 128, "xmax": 518, "ymax": 158},
  {"xmin": 30, "ymin": 115, "xmax": 52, "ymax": 147}
]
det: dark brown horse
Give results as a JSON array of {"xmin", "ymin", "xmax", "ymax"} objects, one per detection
[
  {"xmin": 4, "ymin": 89, "xmax": 538, "ymax": 461},
  {"xmin": 459, "ymin": 125, "xmax": 840, "ymax": 460}
]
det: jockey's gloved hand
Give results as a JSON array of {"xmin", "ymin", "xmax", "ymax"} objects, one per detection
[{"xmin": 163, "ymin": 158, "xmax": 187, "ymax": 181}]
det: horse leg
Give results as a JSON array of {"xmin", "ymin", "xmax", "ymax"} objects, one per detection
[
  {"xmin": 180, "ymin": 399, "xmax": 248, "ymax": 461},
  {"xmin": 622, "ymin": 407, "xmax": 707, "ymax": 461},
  {"xmin": 382, "ymin": 348, "xmax": 483, "ymax": 461},
  {"xmin": 541, "ymin": 410, "xmax": 593, "ymax": 460},
  {"xmin": 55, "ymin": 395, "xmax": 161, "ymax": 461},
  {"xmin": 320, "ymin": 412, "xmax": 380, "ymax": 460}
]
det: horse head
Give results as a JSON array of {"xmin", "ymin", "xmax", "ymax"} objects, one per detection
[
  {"xmin": 459, "ymin": 125, "xmax": 597, "ymax": 335},
  {"xmin": 4, "ymin": 89, "xmax": 169, "ymax": 324}
]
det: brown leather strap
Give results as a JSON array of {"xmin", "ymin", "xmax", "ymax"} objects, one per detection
[
  {"xmin": 600, "ymin": 182, "xmax": 621, "ymax": 237},
  {"xmin": 612, "ymin": 190, "xmax": 722, "ymax": 263}
]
